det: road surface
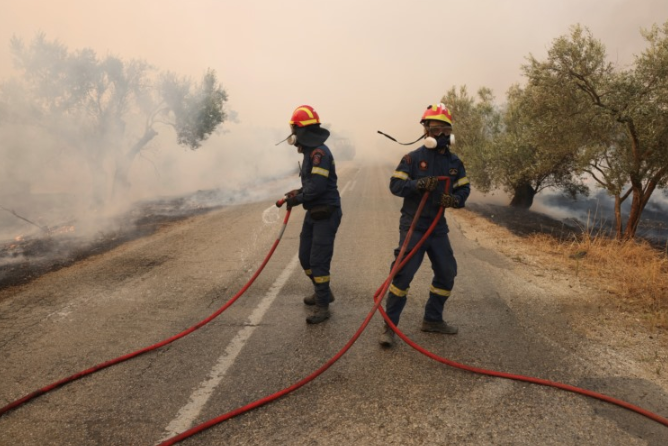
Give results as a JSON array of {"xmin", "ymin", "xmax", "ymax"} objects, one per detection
[{"xmin": 1, "ymin": 163, "xmax": 667, "ymax": 445}]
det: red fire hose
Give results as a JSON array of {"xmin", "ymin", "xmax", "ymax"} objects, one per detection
[
  {"xmin": 2, "ymin": 182, "xmax": 667, "ymax": 444},
  {"xmin": 0, "ymin": 206, "xmax": 293, "ymax": 417},
  {"xmin": 158, "ymin": 178, "xmax": 668, "ymax": 445}
]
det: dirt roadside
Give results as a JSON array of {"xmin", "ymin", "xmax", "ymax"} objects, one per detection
[{"xmin": 451, "ymin": 206, "xmax": 667, "ymax": 392}]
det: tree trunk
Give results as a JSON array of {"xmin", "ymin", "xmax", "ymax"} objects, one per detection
[
  {"xmin": 111, "ymin": 128, "xmax": 158, "ymax": 200},
  {"xmin": 509, "ymin": 182, "xmax": 536, "ymax": 209},
  {"xmin": 622, "ymin": 184, "xmax": 644, "ymax": 240},
  {"xmin": 614, "ymin": 194, "xmax": 623, "ymax": 239},
  {"xmin": 621, "ymin": 173, "xmax": 662, "ymax": 240}
]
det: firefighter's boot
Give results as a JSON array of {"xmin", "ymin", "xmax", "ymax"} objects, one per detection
[
  {"xmin": 378, "ymin": 324, "xmax": 395, "ymax": 348},
  {"xmin": 303, "ymin": 290, "xmax": 335, "ymax": 306},
  {"xmin": 420, "ymin": 320, "xmax": 458, "ymax": 334},
  {"xmin": 306, "ymin": 305, "xmax": 330, "ymax": 324}
]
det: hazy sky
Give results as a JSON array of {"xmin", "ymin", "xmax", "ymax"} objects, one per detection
[{"xmin": 3, "ymin": 0, "xmax": 666, "ymax": 157}]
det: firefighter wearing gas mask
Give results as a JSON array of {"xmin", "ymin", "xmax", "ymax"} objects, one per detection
[
  {"xmin": 282, "ymin": 105, "xmax": 342, "ymax": 324},
  {"xmin": 380, "ymin": 103, "xmax": 471, "ymax": 347}
]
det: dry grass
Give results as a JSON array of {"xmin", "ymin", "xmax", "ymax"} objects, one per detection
[
  {"xmin": 527, "ymin": 231, "xmax": 668, "ymax": 330},
  {"xmin": 454, "ymin": 207, "xmax": 668, "ymax": 333}
]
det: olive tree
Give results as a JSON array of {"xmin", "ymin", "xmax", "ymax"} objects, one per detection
[
  {"xmin": 523, "ymin": 23, "xmax": 668, "ymax": 239},
  {"xmin": 2, "ymin": 34, "xmax": 228, "ymax": 206},
  {"xmin": 442, "ymin": 85, "xmax": 500, "ymax": 193}
]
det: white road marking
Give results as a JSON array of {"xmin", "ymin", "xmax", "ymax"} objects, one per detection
[
  {"xmin": 159, "ymin": 254, "xmax": 300, "ymax": 442},
  {"xmin": 161, "ymin": 174, "xmax": 353, "ymax": 441}
]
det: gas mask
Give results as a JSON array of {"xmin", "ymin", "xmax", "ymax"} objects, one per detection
[
  {"xmin": 424, "ymin": 123, "xmax": 454, "ymax": 150},
  {"xmin": 424, "ymin": 134, "xmax": 454, "ymax": 149}
]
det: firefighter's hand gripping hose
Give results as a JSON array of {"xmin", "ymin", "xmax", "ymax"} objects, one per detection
[
  {"xmin": 0, "ymin": 206, "xmax": 293, "ymax": 418},
  {"xmin": 158, "ymin": 178, "xmax": 667, "ymax": 445}
]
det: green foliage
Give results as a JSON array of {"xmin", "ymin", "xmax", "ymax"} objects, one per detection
[
  {"xmin": 442, "ymin": 85, "xmax": 500, "ymax": 192},
  {"xmin": 161, "ymin": 70, "xmax": 227, "ymax": 149},
  {"xmin": 445, "ymin": 20, "xmax": 668, "ymax": 234},
  {"xmin": 522, "ymin": 22, "xmax": 668, "ymax": 238}
]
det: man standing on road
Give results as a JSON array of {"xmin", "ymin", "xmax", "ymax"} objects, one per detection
[
  {"xmin": 380, "ymin": 103, "xmax": 471, "ymax": 347},
  {"xmin": 282, "ymin": 105, "xmax": 342, "ymax": 325}
]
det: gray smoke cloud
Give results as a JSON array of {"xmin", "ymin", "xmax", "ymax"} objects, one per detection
[{"xmin": 1, "ymin": 0, "xmax": 667, "ymax": 256}]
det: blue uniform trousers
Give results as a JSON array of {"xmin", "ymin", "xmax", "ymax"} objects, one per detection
[
  {"xmin": 385, "ymin": 229, "xmax": 457, "ymax": 325},
  {"xmin": 299, "ymin": 207, "xmax": 342, "ymax": 306}
]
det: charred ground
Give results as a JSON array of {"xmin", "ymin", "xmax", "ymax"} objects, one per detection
[
  {"xmin": 0, "ymin": 192, "xmax": 225, "ymax": 291},
  {"xmin": 0, "ymin": 192, "xmax": 665, "ymax": 293}
]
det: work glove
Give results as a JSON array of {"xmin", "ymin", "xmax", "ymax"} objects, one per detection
[
  {"xmin": 440, "ymin": 193, "xmax": 460, "ymax": 208},
  {"xmin": 285, "ymin": 188, "xmax": 302, "ymax": 198},
  {"xmin": 285, "ymin": 196, "xmax": 301, "ymax": 210},
  {"xmin": 416, "ymin": 176, "xmax": 438, "ymax": 192}
]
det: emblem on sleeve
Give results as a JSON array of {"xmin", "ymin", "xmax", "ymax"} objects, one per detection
[
  {"xmin": 311, "ymin": 149, "xmax": 325, "ymax": 166},
  {"xmin": 449, "ymin": 168, "xmax": 458, "ymax": 176}
]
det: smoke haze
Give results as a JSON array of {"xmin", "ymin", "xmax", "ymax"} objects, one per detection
[{"xmin": 1, "ymin": 0, "xmax": 667, "ymax": 242}]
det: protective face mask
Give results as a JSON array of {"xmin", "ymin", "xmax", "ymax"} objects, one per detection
[
  {"xmin": 436, "ymin": 134, "xmax": 451, "ymax": 149},
  {"xmin": 425, "ymin": 134, "xmax": 454, "ymax": 150}
]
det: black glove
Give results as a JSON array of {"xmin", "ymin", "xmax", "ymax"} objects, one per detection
[
  {"xmin": 285, "ymin": 196, "xmax": 301, "ymax": 209},
  {"xmin": 416, "ymin": 176, "xmax": 438, "ymax": 192},
  {"xmin": 440, "ymin": 194, "xmax": 459, "ymax": 208},
  {"xmin": 285, "ymin": 188, "xmax": 302, "ymax": 198}
]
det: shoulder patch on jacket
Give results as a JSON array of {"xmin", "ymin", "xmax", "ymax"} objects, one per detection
[
  {"xmin": 449, "ymin": 168, "xmax": 458, "ymax": 176},
  {"xmin": 402, "ymin": 154, "xmax": 412, "ymax": 165},
  {"xmin": 311, "ymin": 148, "xmax": 326, "ymax": 166}
]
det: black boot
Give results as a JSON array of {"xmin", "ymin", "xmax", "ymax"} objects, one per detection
[
  {"xmin": 306, "ymin": 305, "xmax": 330, "ymax": 324},
  {"xmin": 303, "ymin": 290, "xmax": 335, "ymax": 306}
]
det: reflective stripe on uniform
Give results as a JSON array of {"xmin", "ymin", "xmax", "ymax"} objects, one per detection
[
  {"xmin": 312, "ymin": 167, "xmax": 329, "ymax": 177},
  {"xmin": 430, "ymin": 285, "xmax": 451, "ymax": 297},
  {"xmin": 389, "ymin": 283, "xmax": 408, "ymax": 297},
  {"xmin": 392, "ymin": 171, "xmax": 409, "ymax": 180},
  {"xmin": 454, "ymin": 177, "xmax": 470, "ymax": 189},
  {"xmin": 304, "ymin": 269, "xmax": 312, "ymax": 276},
  {"xmin": 313, "ymin": 275, "xmax": 330, "ymax": 284}
]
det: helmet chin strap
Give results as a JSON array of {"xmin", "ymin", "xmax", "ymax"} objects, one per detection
[{"xmin": 377, "ymin": 130, "xmax": 425, "ymax": 145}]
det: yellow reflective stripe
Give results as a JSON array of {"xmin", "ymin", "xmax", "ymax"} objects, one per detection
[
  {"xmin": 430, "ymin": 285, "xmax": 451, "ymax": 297},
  {"xmin": 300, "ymin": 118, "xmax": 319, "ymax": 125},
  {"xmin": 304, "ymin": 269, "xmax": 312, "ymax": 276},
  {"xmin": 455, "ymin": 177, "xmax": 470, "ymax": 188},
  {"xmin": 314, "ymin": 275, "xmax": 330, "ymax": 284},
  {"xmin": 312, "ymin": 167, "xmax": 329, "ymax": 177},
  {"xmin": 392, "ymin": 171, "xmax": 409, "ymax": 180},
  {"xmin": 389, "ymin": 284, "xmax": 408, "ymax": 297}
]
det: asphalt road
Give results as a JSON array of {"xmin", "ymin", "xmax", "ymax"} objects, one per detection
[{"xmin": 1, "ymin": 163, "xmax": 667, "ymax": 446}]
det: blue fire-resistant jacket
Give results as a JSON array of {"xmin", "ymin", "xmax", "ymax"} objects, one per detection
[
  {"xmin": 293, "ymin": 144, "xmax": 341, "ymax": 210},
  {"xmin": 390, "ymin": 145, "xmax": 470, "ymax": 234}
]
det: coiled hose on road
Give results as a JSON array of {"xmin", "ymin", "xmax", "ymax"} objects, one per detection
[{"xmin": 1, "ymin": 186, "xmax": 667, "ymax": 445}]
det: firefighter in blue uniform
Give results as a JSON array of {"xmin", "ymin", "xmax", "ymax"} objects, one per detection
[
  {"xmin": 282, "ymin": 105, "xmax": 342, "ymax": 324},
  {"xmin": 380, "ymin": 103, "xmax": 471, "ymax": 347}
]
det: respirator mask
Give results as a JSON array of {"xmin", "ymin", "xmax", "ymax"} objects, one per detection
[{"xmin": 423, "ymin": 124, "xmax": 453, "ymax": 149}]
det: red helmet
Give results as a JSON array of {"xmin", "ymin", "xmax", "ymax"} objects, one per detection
[
  {"xmin": 420, "ymin": 103, "xmax": 453, "ymax": 125},
  {"xmin": 289, "ymin": 105, "xmax": 321, "ymax": 127}
]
